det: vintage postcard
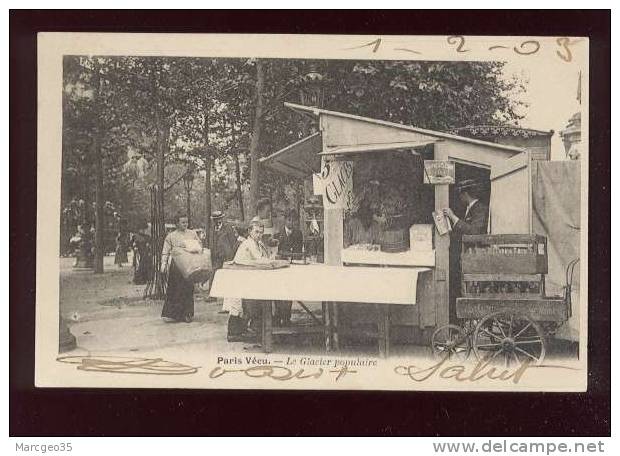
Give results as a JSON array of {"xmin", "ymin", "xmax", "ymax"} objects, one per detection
[{"xmin": 35, "ymin": 33, "xmax": 588, "ymax": 391}]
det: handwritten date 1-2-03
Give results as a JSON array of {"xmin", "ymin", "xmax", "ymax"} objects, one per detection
[{"xmin": 345, "ymin": 36, "xmax": 580, "ymax": 63}]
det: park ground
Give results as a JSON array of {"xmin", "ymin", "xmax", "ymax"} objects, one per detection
[{"xmin": 59, "ymin": 255, "xmax": 577, "ymax": 362}]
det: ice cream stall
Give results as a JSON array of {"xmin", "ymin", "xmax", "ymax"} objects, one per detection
[{"xmin": 211, "ymin": 102, "xmax": 530, "ymax": 356}]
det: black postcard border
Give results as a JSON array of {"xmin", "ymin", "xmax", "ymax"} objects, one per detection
[{"xmin": 9, "ymin": 10, "xmax": 611, "ymax": 436}]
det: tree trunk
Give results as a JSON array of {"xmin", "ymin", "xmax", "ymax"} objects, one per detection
[
  {"xmin": 93, "ymin": 131, "xmax": 104, "ymax": 273},
  {"xmin": 204, "ymin": 154, "xmax": 212, "ymax": 247},
  {"xmin": 157, "ymin": 122, "xmax": 166, "ymax": 194},
  {"xmin": 248, "ymin": 59, "xmax": 264, "ymax": 217},
  {"xmin": 92, "ymin": 61, "xmax": 105, "ymax": 274},
  {"xmin": 202, "ymin": 112, "xmax": 212, "ymax": 247},
  {"xmin": 234, "ymin": 152, "xmax": 244, "ymax": 222},
  {"xmin": 231, "ymin": 121, "xmax": 245, "ymax": 221}
]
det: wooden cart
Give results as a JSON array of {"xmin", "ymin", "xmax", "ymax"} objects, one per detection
[{"xmin": 431, "ymin": 235, "xmax": 578, "ymax": 366}]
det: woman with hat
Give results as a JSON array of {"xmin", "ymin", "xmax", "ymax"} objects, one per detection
[
  {"xmin": 226, "ymin": 220, "xmax": 270, "ymax": 342},
  {"xmin": 132, "ymin": 221, "xmax": 152, "ymax": 285},
  {"xmin": 160, "ymin": 213, "xmax": 202, "ymax": 323}
]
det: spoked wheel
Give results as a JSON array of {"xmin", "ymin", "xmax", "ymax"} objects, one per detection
[
  {"xmin": 472, "ymin": 311, "xmax": 546, "ymax": 366},
  {"xmin": 431, "ymin": 324, "xmax": 471, "ymax": 361}
]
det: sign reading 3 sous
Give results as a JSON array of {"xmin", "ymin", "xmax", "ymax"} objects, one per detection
[{"xmin": 315, "ymin": 161, "xmax": 354, "ymax": 210}]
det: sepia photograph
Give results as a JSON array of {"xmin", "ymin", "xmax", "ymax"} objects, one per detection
[{"xmin": 34, "ymin": 33, "xmax": 588, "ymax": 392}]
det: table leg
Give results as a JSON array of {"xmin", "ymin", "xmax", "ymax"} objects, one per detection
[
  {"xmin": 324, "ymin": 302, "xmax": 332, "ymax": 352},
  {"xmin": 262, "ymin": 300, "xmax": 273, "ymax": 353},
  {"xmin": 377, "ymin": 304, "xmax": 390, "ymax": 358},
  {"xmin": 322, "ymin": 302, "xmax": 329, "ymax": 351},
  {"xmin": 332, "ymin": 303, "xmax": 340, "ymax": 350}
]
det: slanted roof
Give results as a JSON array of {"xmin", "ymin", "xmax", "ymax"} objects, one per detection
[
  {"xmin": 284, "ymin": 102, "xmax": 525, "ymax": 154},
  {"xmin": 261, "ymin": 103, "xmax": 526, "ymax": 178}
]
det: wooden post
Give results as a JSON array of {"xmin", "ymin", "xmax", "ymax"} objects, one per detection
[
  {"xmin": 433, "ymin": 143, "xmax": 451, "ymax": 330},
  {"xmin": 322, "ymin": 155, "xmax": 343, "ymax": 351},
  {"xmin": 377, "ymin": 304, "xmax": 390, "ymax": 358},
  {"xmin": 324, "ymin": 208, "xmax": 343, "ymax": 266},
  {"xmin": 262, "ymin": 300, "xmax": 273, "ymax": 353}
]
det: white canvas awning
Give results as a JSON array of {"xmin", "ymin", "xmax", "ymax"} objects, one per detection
[{"xmin": 209, "ymin": 264, "xmax": 430, "ymax": 305}]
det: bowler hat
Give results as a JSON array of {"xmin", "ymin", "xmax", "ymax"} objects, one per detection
[
  {"xmin": 211, "ymin": 210, "xmax": 225, "ymax": 220},
  {"xmin": 455, "ymin": 179, "xmax": 484, "ymax": 191}
]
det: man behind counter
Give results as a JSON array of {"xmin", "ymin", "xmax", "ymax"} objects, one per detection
[{"xmin": 442, "ymin": 179, "xmax": 489, "ymax": 236}]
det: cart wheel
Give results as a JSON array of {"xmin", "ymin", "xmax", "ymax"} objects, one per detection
[
  {"xmin": 472, "ymin": 311, "xmax": 546, "ymax": 366},
  {"xmin": 431, "ymin": 324, "xmax": 470, "ymax": 361}
]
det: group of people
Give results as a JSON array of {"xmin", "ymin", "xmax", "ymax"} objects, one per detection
[
  {"xmin": 159, "ymin": 199, "xmax": 304, "ymax": 345},
  {"xmin": 156, "ymin": 179, "xmax": 488, "ymax": 344}
]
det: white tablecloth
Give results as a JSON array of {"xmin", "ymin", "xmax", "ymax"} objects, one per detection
[{"xmin": 209, "ymin": 264, "xmax": 430, "ymax": 305}]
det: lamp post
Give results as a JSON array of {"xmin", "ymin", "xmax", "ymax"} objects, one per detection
[{"xmin": 183, "ymin": 165, "xmax": 195, "ymax": 227}]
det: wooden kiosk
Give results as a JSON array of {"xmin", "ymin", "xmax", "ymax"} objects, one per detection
[{"xmin": 212, "ymin": 103, "xmax": 528, "ymax": 357}]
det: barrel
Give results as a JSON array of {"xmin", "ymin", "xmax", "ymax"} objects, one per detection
[
  {"xmin": 172, "ymin": 248, "xmax": 212, "ymax": 283},
  {"xmin": 380, "ymin": 229, "xmax": 410, "ymax": 253}
]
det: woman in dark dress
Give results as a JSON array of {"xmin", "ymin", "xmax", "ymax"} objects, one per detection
[
  {"xmin": 132, "ymin": 223, "xmax": 152, "ymax": 285},
  {"xmin": 114, "ymin": 231, "xmax": 129, "ymax": 267},
  {"xmin": 160, "ymin": 215, "xmax": 202, "ymax": 323}
]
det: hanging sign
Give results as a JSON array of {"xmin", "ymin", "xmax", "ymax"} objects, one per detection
[
  {"xmin": 423, "ymin": 160, "xmax": 455, "ymax": 184},
  {"xmin": 318, "ymin": 161, "xmax": 354, "ymax": 209}
]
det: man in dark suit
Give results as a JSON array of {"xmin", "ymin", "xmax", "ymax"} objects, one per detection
[
  {"xmin": 443, "ymin": 179, "xmax": 489, "ymax": 322},
  {"xmin": 208, "ymin": 211, "xmax": 241, "ymax": 303},
  {"xmin": 443, "ymin": 179, "xmax": 489, "ymax": 236},
  {"xmin": 273, "ymin": 209, "xmax": 304, "ymax": 326}
]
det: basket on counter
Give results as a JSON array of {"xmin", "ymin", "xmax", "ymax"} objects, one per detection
[{"xmin": 380, "ymin": 228, "xmax": 410, "ymax": 253}]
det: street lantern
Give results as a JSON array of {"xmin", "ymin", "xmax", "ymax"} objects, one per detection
[
  {"xmin": 183, "ymin": 165, "xmax": 195, "ymax": 227},
  {"xmin": 299, "ymin": 62, "xmax": 325, "ymax": 108}
]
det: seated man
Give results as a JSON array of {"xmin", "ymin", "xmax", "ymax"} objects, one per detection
[
  {"xmin": 273, "ymin": 209, "xmax": 304, "ymax": 326},
  {"xmin": 226, "ymin": 220, "xmax": 270, "ymax": 342}
]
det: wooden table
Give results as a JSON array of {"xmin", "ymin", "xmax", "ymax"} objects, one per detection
[{"xmin": 210, "ymin": 264, "xmax": 430, "ymax": 357}]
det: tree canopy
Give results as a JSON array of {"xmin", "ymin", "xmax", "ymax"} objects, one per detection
[{"xmin": 62, "ymin": 56, "xmax": 525, "ymax": 238}]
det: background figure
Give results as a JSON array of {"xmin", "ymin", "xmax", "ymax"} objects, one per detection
[
  {"xmin": 344, "ymin": 199, "xmax": 383, "ymax": 247},
  {"xmin": 160, "ymin": 214, "xmax": 202, "ymax": 323},
  {"xmin": 209, "ymin": 210, "xmax": 242, "ymax": 310},
  {"xmin": 252, "ymin": 197, "xmax": 278, "ymax": 256},
  {"xmin": 114, "ymin": 231, "xmax": 129, "ymax": 267},
  {"xmin": 273, "ymin": 209, "xmax": 304, "ymax": 326},
  {"xmin": 209, "ymin": 211, "xmax": 240, "ymax": 271},
  {"xmin": 132, "ymin": 222, "xmax": 152, "ymax": 285}
]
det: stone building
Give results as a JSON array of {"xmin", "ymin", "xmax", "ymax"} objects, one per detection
[{"xmin": 559, "ymin": 112, "xmax": 581, "ymax": 160}]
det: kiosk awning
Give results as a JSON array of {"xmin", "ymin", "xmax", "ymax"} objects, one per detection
[{"xmin": 260, "ymin": 132, "xmax": 322, "ymax": 178}]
